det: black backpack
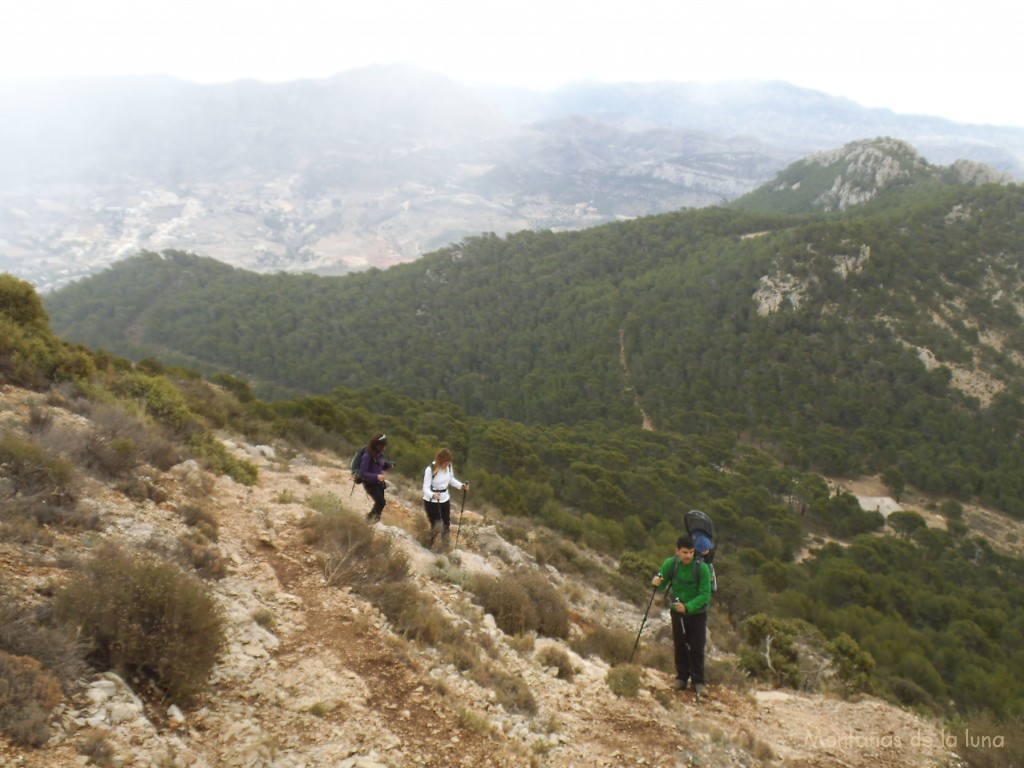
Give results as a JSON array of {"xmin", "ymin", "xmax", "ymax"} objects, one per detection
[
  {"xmin": 350, "ymin": 448, "xmax": 366, "ymax": 484},
  {"xmin": 685, "ymin": 509, "xmax": 718, "ymax": 594}
]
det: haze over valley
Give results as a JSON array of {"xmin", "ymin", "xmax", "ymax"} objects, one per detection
[{"xmin": 3, "ymin": 66, "xmax": 1023, "ymax": 292}]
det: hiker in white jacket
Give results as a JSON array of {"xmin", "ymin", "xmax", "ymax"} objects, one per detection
[{"xmin": 422, "ymin": 448, "xmax": 469, "ymax": 544}]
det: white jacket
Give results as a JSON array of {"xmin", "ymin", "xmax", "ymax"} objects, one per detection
[{"xmin": 422, "ymin": 463, "xmax": 464, "ymax": 503}]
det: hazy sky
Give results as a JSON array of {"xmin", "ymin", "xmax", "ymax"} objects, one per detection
[{"xmin": 2, "ymin": 0, "xmax": 1021, "ymax": 127}]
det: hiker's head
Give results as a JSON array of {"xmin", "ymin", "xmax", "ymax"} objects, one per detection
[
  {"xmin": 434, "ymin": 448, "xmax": 452, "ymax": 467},
  {"xmin": 675, "ymin": 534, "xmax": 695, "ymax": 563},
  {"xmin": 369, "ymin": 433, "xmax": 388, "ymax": 453},
  {"xmin": 693, "ymin": 531, "xmax": 713, "ymax": 554}
]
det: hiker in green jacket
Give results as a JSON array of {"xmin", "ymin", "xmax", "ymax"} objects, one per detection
[{"xmin": 652, "ymin": 534, "xmax": 712, "ymax": 693}]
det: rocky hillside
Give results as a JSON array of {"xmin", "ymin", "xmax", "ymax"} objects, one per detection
[
  {"xmin": 733, "ymin": 137, "xmax": 1013, "ymax": 213},
  {"xmin": 0, "ymin": 383, "xmax": 961, "ymax": 768}
]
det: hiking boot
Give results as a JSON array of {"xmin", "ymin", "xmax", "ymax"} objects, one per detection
[
  {"xmin": 693, "ymin": 683, "xmax": 707, "ymax": 696},
  {"xmin": 366, "ymin": 512, "xmax": 381, "ymax": 524},
  {"xmin": 672, "ymin": 678, "xmax": 688, "ymax": 691}
]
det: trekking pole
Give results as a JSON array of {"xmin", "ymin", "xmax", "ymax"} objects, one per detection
[
  {"xmin": 453, "ymin": 487, "xmax": 468, "ymax": 548},
  {"xmin": 629, "ymin": 585, "xmax": 659, "ymax": 664}
]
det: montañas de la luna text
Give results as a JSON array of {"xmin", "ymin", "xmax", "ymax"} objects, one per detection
[{"xmin": 804, "ymin": 729, "xmax": 1004, "ymax": 750}]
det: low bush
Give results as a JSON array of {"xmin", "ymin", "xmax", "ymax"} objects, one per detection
[
  {"xmin": 605, "ymin": 665, "xmax": 642, "ymax": 698},
  {"xmin": 955, "ymin": 712, "xmax": 1024, "ymax": 768},
  {"xmin": 516, "ymin": 570, "xmax": 570, "ymax": 639},
  {"xmin": 111, "ymin": 371, "xmax": 195, "ymax": 432},
  {"xmin": 570, "ymin": 622, "xmax": 634, "ymax": 666},
  {"xmin": 739, "ymin": 613, "xmax": 806, "ymax": 689},
  {"xmin": 0, "ymin": 429, "xmax": 78, "ymax": 506},
  {"xmin": 54, "ymin": 544, "xmax": 225, "ymax": 703},
  {"xmin": 468, "ymin": 568, "xmax": 569, "ymax": 639},
  {"xmin": 0, "ymin": 651, "xmax": 63, "ymax": 746},
  {"xmin": 469, "ymin": 661, "xmax": 537, "ymax": 714},
  {"xmin": 368, "ymin": 583, "xmax": 453, "ymax": 644},
  {"xmin": 176, "ymin": 532, "xmax": 228, "ymax": 579},
  {"xmin": 302, "ymin": 496, "xmax": 409, "ymax": 590},
  {"xmin": 180, "ymin": 503, "xmax": 220, "ymax": 541},
  {"xmin": 637, "ymin": 636, "xmax": 675, "ymax": 675},
  {"xmin": 189, "ymin": 431, "xmax": 258, "ymax": 485},
  {"xmin": 0, "ymin": 594, "xmax": 86, "ymax": 694},
  {"xmin": 77, "ymin": 727, "xmax": 116, "ymax": 766},
  {"xmin": 469, "ymin": 574, "xmax": 535, "ymax": 636},
  {"xmin": 536, "ymin": 644, "xmax": 576, "ymax": 680}
]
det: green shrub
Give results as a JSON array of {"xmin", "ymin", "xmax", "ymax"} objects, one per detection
[
  {"xmin": 189, "ymin": 431, "xmax": 258, "ymax": 485},
  {"xmin": 739, "ymin": 613, "xmax": 804, "ymax": 688},
  {"xmin": 826, "ymin": 632, "xmax": 877, "ymax": 695},
  {"xmin": 0, "ymin": 651, "xmax": 63, "ymax": 746},
  {"xmin": 0, "ymin": 274, "xmax": 47, "ymax": 326},
  {"xmin": 605, "ymin": 665, "xmax": 642, "ymax": 697},
  {"xmin": 887, "ymin": 675, "xmax": 938, "ymax": 711},
  {"xmin": 85, "ymin": 434, "xmax": 139, "ymax": 477},
  {"xmin": 55, "ymin": 544, "xmax": 225, "ymax": 703},
  {"xmin": 77, "ymin": 402, "xmax": 185, "ymax": 474},
  {"xmin": 113, "ymin": 371, "xmax": 195, "ymax": 431},
  {"xmin": 0, "ymin": 277, "xmax": 96, "ymax": 387}
]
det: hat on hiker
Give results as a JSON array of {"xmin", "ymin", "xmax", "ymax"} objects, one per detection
[{"xmin": 693, "ymin": 531, "xmax": 712, "ymax": 554}]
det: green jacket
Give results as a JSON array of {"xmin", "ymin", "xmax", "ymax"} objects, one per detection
[{"xmin": 656, "ymin": 555, "xmax": 711, "ymax": 615}]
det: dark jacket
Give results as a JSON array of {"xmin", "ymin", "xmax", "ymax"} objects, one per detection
[{"xmin": 359, "ymin": 450, "xmax": 388, "ymax": 485}]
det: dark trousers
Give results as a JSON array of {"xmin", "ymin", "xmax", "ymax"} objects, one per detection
[
  {"xmin": 365, "ymin": 482, "xmax": 387, "ymax": 521},
  {"xmin": 671, "ymin": 609, "xmax": 707, "ymax": 684},
  {"xmin": 423, "ymin": 499, "xmax": 452, "ymax": 531}
]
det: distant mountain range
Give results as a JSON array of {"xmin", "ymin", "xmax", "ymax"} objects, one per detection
[{"xmin": 3, "ymin": 65, "xmax": 1023, "ymax": 290}]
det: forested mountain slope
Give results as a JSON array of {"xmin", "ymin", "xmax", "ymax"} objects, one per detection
[{"xmin": 45, "ymin": 153, "xmax": 1024, "ymax": 516}]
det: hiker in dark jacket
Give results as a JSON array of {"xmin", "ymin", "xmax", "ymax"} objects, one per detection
[
  {"xmin": 359, "ymin": 433, "xmax": 392, "ymax": 523},
  {"xmin": 653, "ymin": 534, "xmax": 712, "ymax": 693},
  {"xmin": 422, "ymin": 447, "xmax": 469, "ymax": 544}
]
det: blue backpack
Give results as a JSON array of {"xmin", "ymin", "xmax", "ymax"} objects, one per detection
[{"xmin": 685, "ymin": 509, "xmax": 718, "ymax": 594}]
